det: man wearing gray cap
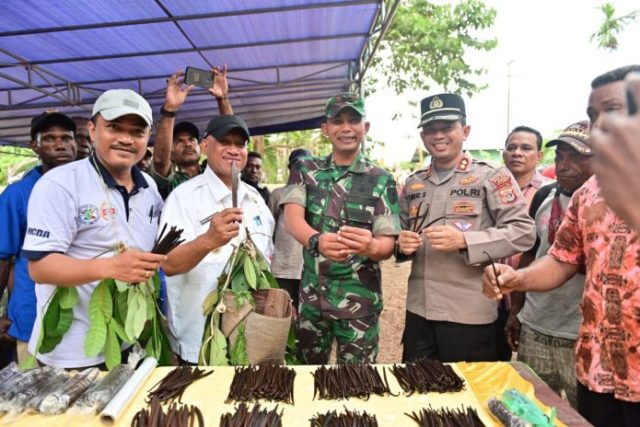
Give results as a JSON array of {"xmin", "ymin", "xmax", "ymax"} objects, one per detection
[
  {"xmin": 397, "ymin": 93, "xmax": 535, "ymax": 363},
  {"xmin": 22, "ymin": 89, "xmax": 165, "ymax": 368},
  {"xmin": 506, "ymin": 121, "xmax": 593, "ymax": 408}
]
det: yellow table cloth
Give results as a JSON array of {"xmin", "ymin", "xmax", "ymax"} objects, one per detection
[{"xmin": 3, "ymin": 362, "xmax": 563, "ymax": 426}]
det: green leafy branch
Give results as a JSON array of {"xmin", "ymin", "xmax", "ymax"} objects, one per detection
[
  {"xmin": 366, "ymin": 0, "xmax": 497, "ymax": 97},
  {"xmin": 591, "ymin": 2, "xmax": 639, "ymax": 51},
  {"xmin": 199, "ymin": 231, "xmax": 288, "ymax": 366}
]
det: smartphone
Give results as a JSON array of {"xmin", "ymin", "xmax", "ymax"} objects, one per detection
[
  {"xmin": 185, "ymin": 66, "xmax": 212, "ymax": 89},
  {"xmin": 627, "ymin": 87, "xmax": 638, "ymax": 115}
]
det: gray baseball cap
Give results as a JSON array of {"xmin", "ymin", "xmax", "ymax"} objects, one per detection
[{"xmin": 92, "ymin": 89, "xmax": 153, "ymax": 127}]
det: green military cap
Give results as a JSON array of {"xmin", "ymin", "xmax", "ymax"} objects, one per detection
[{"xmin": 325, "ymin": 92, "xmax": 366, "ymax": 118}]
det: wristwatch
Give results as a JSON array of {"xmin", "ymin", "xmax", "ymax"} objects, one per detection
[
  {"xmin": 160, "ymin": 106, "xmax": 177, "ymax": 118},
  {"xmin": 307, "ymin": 233, "xmax": 321, "ymax": 257}
]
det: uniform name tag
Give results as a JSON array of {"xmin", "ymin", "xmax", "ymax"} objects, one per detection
[{"xmin": 450, "ymin": 188, "xmax": 480, "ymax": 197}]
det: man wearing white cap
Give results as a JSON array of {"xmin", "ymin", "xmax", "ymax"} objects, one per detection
[{"xmin": 22, "ymin": 89, "xmax": 166, "ymax": 368}]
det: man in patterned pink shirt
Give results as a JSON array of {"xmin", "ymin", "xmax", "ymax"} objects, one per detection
[
  {"xmin": 482, "ymin": 64, "xmax": 640, "ymax": 427},
  {"xmin": 590, "ymin": 72, "xmax": 640, "ymax": 232}
]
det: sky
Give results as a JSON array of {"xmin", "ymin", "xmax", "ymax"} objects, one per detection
[{"xmin": 366, "ymin": 0, "xmax": 640, "ymax": 167}]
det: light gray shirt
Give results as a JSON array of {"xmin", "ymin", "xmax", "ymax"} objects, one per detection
[
  {"xmin": 268, "ymin": 187, "xmax": 303, "ymax": 280},
  {"xmin": 518, "ymin": 185, "xmax": 584, "ymax": 339}
]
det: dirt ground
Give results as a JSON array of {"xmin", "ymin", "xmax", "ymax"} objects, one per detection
[
  {"xmin": 378, "ymin": 257, "xmax": 411, "ymax": 363},
  {"xmin": 327, "ymin": 257, "xmax": 411, "ymax": 364}
]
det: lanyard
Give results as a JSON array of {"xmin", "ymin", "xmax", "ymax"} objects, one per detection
[{"xmin": 91, "ymin": 156, "xmax": 134, "ymax": 255}]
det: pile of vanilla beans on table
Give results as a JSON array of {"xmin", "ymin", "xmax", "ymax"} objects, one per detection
[
  {"xmin": 310, "ymin": 408, "xmax": 379, "ymax": 427},
  {"xmin": 389, "ymin": 359, "xmax": 465, "ymax": 395},
  {"xmin": 406, "ymin": 406, "xmax": 485, "ymax": 426},
  {"xmin": 226, "ymin": 365, "xmax": 296, "ymax": 404},
  {"xmin": 219, "ymin": 402, "xmax": 283, "ymax": 427},
  {"xmin": 130, "ymin": 366, "xmax": 211, "ymax": 427},
  {"xmin": 130, "ymin": 396, "xmax": 204, "ymax": 427},
  {"xmin": 312, "ymin": 363, "xmax": 395, "ymax": 401}
]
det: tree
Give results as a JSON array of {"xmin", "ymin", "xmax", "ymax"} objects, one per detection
[
  {"xmin": 0, "ymin": 147, "xmax": 38, "ymax": 190},
  {"xmin": 260, "ymin": 129, "xmax": 329, "ymax": 184},
  {"xmin": 366, "ymin": 0, "xmax": 498, "ymax": 97},
  {"xmin": 591, "ymin": 2, "xmax": 639, "ymax": 51}
]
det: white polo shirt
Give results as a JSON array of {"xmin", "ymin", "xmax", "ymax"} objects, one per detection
[
  {"xmin": 23, "ymin": 156, "xmax": 163, "ymax": 368},
  {"xmin": 160, "ymin": 166, "xmax": 274, "ymax": 363}
]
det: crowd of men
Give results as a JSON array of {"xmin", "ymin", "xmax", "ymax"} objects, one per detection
[{"xmin": 0, "ymin": 64, "xmax": 639, "ymax": 426}]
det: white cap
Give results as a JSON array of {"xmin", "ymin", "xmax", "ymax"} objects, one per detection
[{"xmin": 92, "ymin": 89, "xmax": 153, "ymax": 127}]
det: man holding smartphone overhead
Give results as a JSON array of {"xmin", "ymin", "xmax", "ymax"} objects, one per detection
[{"xmin": 151, "ymin": 65, "xmax": 233, "ymax": 199}]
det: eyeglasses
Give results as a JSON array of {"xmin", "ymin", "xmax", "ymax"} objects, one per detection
[{"xmin": 38, "ymin": 133, "xmax": 74, "ymax": 145}]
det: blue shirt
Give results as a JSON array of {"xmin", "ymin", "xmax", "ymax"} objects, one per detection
[{"xmin": 0, "ymin": 166, "xmax": 43, "ymax": 341}]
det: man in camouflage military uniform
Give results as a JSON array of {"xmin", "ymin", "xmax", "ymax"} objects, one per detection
[
  {"xmin": 397, "ymin": 93, "xmax": 535, "ymax": 363},
  {"xmin": 280, "ymin": 93, "xmax": 401, "ymax": 364}
]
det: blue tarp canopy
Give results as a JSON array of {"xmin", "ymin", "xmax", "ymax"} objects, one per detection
[{"xmin": 0, "ymin": 0, "xmax": 398, "ymax": 147}]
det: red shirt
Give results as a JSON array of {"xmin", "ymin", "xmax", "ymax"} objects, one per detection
[{"xmin": 549, "ymin": 176, "xmax": 640, "ymax": 402}]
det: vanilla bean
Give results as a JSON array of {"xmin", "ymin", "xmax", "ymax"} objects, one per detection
[
  {"xmin": 147, "ymin": 366, "xmax": 213, "ymax": 405},
  {"xmin": 390, "ymin": 359, "xmax": 465, "ymax": 395},
  {"xmin": 311, "ymin": 407, "xmax": 379, "ymax": 427},
  {"xmin": 411, "ymin": 201, "xmax": 427, "ymax": 233},
  {"xmin": 311, "ymin": 364, "xmax": 392, "ymax": 401},
  {"xmin": 405, "ymin": 405, "xmax": 484, "ymax": 427},
  {"xmin": 226, "ymin": 365, "xmax": 295, "ymax": 404},
  {"xmin": 220, "ymin": 402, "xmax": 283, "ymax": 427},
  {"xmin": 152, "ymin": 225, "xmax": 185, "ymax": 255}
]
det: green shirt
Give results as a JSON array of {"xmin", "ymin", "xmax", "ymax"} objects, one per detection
[{"xmin": 150, "ymin": 164, "xmax": 195, "ymax": 200}]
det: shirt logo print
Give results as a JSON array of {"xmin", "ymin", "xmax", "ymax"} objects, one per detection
[{"xmin": 78, "ymin": 204, "xmax": 99, "ymax": 225}]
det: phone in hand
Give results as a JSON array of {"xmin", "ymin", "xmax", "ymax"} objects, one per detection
[{"xmin": 185, "ymin": 66, "xmax": 212, "ymax": 89}]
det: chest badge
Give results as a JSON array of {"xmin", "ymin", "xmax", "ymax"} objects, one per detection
[
  {"xmin": 100, "ymin": 202, "xmax": 117, "ymax": 221},
  {"xmin": 459, "ymin": 175, "xmax": 479, "ymax": 185},
  {"xmin": 78, "ymin": 204, "xmax": 99, "ymax": 225},
  {"xmin": 453, "ymin": 221, "xmax": 473, "ymax": 231},
  {"xmin": 452, "ymin": 201, "xmax": 475, "ymax": 214}
]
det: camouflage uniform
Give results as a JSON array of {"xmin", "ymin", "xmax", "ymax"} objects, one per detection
[
  {"xmin": 150, "ymin": 163, "xmax": 198, "ymax": 200},
  {"xmin": 280, "ymin": 151, "xmax": 400, "ymax": 363}
]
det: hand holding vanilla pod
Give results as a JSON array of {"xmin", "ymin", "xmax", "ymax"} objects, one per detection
[{"xmin": 30, "ymin": 226, "xmax": 184, "ymax": 370}]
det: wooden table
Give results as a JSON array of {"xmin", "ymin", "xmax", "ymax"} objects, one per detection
[
  {"xmin": 512, "ymin": 362, "xmax": 591, "ymax": 426},
  {"xmin": 6, "ymin": 362, "xmax": 591, "ymax": 426}
]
